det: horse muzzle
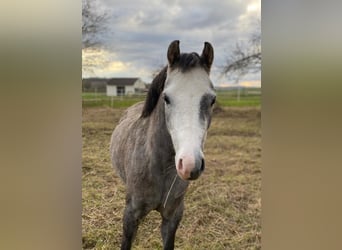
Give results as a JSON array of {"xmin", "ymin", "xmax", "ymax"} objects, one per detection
[{"xmin": 176, "ymin": 153, "xmax": 205, "ymax": 180}]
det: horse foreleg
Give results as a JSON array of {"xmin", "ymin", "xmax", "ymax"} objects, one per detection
[
  {"xmin": 161, "ymin": 203, "xmax": 184, "ymax": 250},
  {"xmin": 121, "ymin": 200, "xmax": 148, "ymax": 250}
]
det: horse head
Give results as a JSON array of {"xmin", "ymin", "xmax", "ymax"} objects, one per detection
[{"xmin": 163, "ymin": 40, "xmax": 216, "ymax": 180}]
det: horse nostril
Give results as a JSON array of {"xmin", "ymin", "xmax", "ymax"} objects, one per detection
[
  {"xmin": 200, "ymin": 158, "xmax": 205, "ymax": 172},
  {"xmin": 178, "ymin": 158, "xmax": 183, "ymax": 170},
  {"xmin": 189, "ymin": 168, "xmax": 200, "ymax": 180},
  {"xmin": 189, "ymin": 158, "xmax": 205, "ymax": 180}
]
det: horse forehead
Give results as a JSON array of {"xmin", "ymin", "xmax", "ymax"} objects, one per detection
[{"xmin": 166, "ymin": 68, "xmax": 212, "ymax": 93}]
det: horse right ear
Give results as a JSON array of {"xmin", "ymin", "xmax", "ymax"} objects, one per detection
[
  {"xmin": 167, "ymin": 40, "xmax": 180, "ymax": 66},
  {"xmin": 200, "ymin": 41, "xmax": 214, "ymax": 72}
]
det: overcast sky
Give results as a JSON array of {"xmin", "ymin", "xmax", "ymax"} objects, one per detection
[{"xmin": 83, "ymin": 0, "xmax": 261, "ymax": 87}]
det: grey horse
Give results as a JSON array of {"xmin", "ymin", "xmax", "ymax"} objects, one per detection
[{"xmin": 110, "ymin": 40, "xmax": 216, "ymax": 250}]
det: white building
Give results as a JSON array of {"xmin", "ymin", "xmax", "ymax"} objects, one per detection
[{"xmin": 106, "ymin": 78, "xmax": 146, "ymax": 96}]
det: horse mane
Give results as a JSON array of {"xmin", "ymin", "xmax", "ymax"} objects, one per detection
[
  {"xmin": 176, "ymin": 52, "xmax": 209, "ymax": 72},
  {"xmin": 141, "ymin": 66, "xmax": 167, "ymax": 118},
  {"xmin": 141, "ymin": 52, "xmax": 209, "ymax": 118}
]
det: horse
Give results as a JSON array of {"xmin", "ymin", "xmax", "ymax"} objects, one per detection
[{"xmin": 110, "ymin": 40, "xmax": 216, "ymax": 250}]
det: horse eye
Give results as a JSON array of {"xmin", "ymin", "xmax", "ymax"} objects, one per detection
[
  {"xmin": 163, "ymin": 94, "xmax": 171, "ymax": 105},
  {"xmin": 211, "ymin": 96, "xmax": 216, "ymax": 106}
]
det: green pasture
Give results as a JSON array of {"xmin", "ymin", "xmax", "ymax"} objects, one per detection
[{"xmin": 82, "ymin": 89, "xmax": 261, "ymax": 108}]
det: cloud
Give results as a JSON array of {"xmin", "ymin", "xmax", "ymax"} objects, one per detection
[
  {"xmin": 240, "ymin": 80, "xmax": 261, "ymax": 87},
  {"xmin": 219, "ymin": 80, "xmax": 261, "ymax": 88},
  {"xmin": 83, "ymin": 0, "xmax": 261, "ymax": 85},
  {"xmin": 105, "ymin": 61, "xmax": 131, "ymax": 72}
]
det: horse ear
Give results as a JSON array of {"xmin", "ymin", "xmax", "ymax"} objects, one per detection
[
  {"xmin": 167, "ymin": 40, "xmax": 180, "ymax": 66},
  {"xmin": 141, "ymin": 67, "xmax": 167, "ymax": 118},
  {"xmin": 200, "ymin": 42, "xmax": 214, "ymax": 71}
]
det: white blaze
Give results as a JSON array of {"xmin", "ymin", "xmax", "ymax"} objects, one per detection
[{"xmin": 163, "ymin": 67, "xmax": 214, "ymax": 180}]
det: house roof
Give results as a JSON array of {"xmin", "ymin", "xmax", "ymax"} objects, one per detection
[
  {"xmin": 107, "ymin": 78, "xmax": 139, "ymax": 86},
  {"xmin": 82, "ymin": 78, "xmax": 108, "ymax": 82}
]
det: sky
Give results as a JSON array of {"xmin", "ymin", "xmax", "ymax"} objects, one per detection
[{"xmin": 83, "ymin": 0, "xmax": 261, "ymax": 87}]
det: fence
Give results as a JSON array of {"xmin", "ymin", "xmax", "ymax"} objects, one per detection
[
  {"xmin": 82, "ymin": 93, "xmax": 146, "ymax": 108},
  {"xmin": 82, "ymin": 88, "xmax": 261, "ymax": 108}
]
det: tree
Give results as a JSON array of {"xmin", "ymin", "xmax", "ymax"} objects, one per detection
[
  {"xmin": 82, "ymin": 0, "xmax": 108, "ymax": 49},
  {"xmin": 82, "ymin": 0, "xmax": 110, "ymax": 74},
  {"xmin": 222, "ymin": 19, "xmax": 261, "ymax": 80}
]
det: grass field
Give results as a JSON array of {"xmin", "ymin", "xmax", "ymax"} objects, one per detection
[
  {"xmin": 82, "ymin": 103, "xmax": 261, "ymax": 249},
  {"xmin": 82, "ymin": 89, "xmax": 261, "ymax": 108}
]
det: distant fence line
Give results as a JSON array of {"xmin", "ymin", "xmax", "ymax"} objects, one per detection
[
  {"xmin": 82, "ymin": 89, "xmax": 261, "ymax": 108},
  {"xmin": 82, "ymin": 93, "xmax": 147, "ymax": 108},
  {"xmin": 82, "ymin": 89, "xmax": 261, "ymax": 98}
]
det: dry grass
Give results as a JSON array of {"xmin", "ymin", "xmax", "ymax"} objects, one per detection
[{"xmin": 82, "ymin": 105, "xmax": 261, "ymax": 249}]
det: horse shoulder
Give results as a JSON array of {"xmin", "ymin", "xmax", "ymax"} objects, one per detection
[{"xmin": 110, "ymin": 102, "xmax": 149, "ymax": 182}]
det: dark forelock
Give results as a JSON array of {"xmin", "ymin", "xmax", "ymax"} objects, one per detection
[{"xmin": 173, "ymin": 52, "xmax": 209, "ymax": 73}]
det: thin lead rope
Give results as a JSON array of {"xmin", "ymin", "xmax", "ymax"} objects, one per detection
[{"xmin": 163, "ymin": 174, "xmax": 178, "ymax": 208}]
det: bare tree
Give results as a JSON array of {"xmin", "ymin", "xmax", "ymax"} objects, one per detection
[
  {"xmin": 82, "ymin": 48, "xmax": 111, "ymax": 75},
  {"xmin": 222, "ymin": 19, "xmax": 261, "ymax": 80},
  {"xmin": 82, "ymin": 0, "xmax": 110, "ymax": 74},
  {"xmin": 82, "ymin": 0, "xmax": 108, "ymax": 49}
]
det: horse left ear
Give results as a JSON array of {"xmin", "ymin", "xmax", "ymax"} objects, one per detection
[
  {"xmin": 167, "ymin": 40, "xmax": 180, "ymax": 66},
  {"xmin": 201, "ymin": 42, "xmax": 214, "ymax": 71}
]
